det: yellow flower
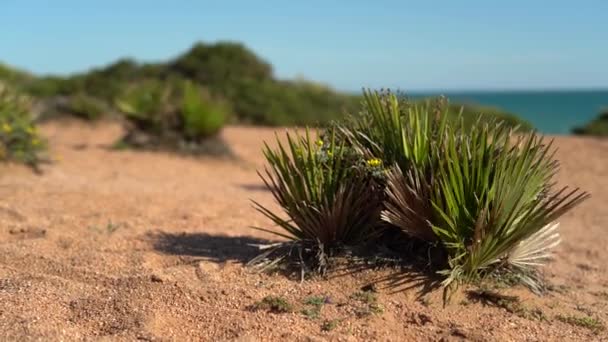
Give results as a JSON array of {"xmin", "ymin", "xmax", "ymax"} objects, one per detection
[
  {"xmin": 2, "ymin": 123, "xmax": 12, "ymax": 134},
  {"xmin": 327, "ymin": 151, "xmax": 333, "ymax": 157},
  {"xmin": 366, "ymin": 158, "xmax": 382, "ymax": 167},
  {"xmin": 26, "ymin": 126, "xmax": 36, "ymax": 134},
  {"xmin": 315, "ymin": 139, "xmax": 324, "ymax": 147}
]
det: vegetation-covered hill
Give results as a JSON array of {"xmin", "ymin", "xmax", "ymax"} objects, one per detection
[{"xmin": 1, "ymin": 41, "xmax": 532, "ymax": 130}]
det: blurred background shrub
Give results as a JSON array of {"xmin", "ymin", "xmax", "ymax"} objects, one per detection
[
  {"xmin": 572, "ymin": 109, "xmax": 608, "ymax": 136},
  {"xmin": 0, "ymin": 82, "xmax": 46, "ymax": 167}
]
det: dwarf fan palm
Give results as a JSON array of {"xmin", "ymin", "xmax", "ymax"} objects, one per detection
[{"xmin": 251, "ymin": 127, "xmax": 384, "ymax": 274}]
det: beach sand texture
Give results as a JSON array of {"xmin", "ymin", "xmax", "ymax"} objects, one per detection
[{"xmin": 1, "ymin": 119, "xmax": 607, "ymax": 341}]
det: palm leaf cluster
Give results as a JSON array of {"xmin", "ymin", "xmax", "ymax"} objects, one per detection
[
  {"xmin": 252, "ymin": 128, "xmax": 384, "ymax": 274},
  {"xmin": 252, "ymin": 89, "xmax": 589, "ymax": 295}
]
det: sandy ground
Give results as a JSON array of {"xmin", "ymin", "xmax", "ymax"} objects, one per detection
[{"xmin": 0, "ymin": 119, "xmax": 607, "ymax": 341}]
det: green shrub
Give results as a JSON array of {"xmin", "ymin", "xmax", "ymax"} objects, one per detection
[
  {"xmin": 115, "ymin": 79, "xmax": 173, "ymax": 134},
  {"xmin": 24, "ymin": 76, "xmax": 80, "ymax": 98},
  {"xmin": 572, "ymin": 109, "xmax": 608, "ymax": 136},
  {"xmin": 250, "ymin": 127, "xmax": 384, "ymax": 274},
  {"xmin": 250, "ymin": 296, "xmax": 294, "ymax": 314},
  {"xmin": 0, "ymin": 82, "xmax": 46, "ymax": 167},
  {"xmin": 18, "ymin": 41, "xmax": 358, "ymax": 127},
  {"xmin": 344, "ymin": 90, "xmax": 588, "ymax": 300},
  {"xmin": 62, "ymin": 93, "xmax": 109, "ymax": 120},
  {"xmin": 252, "ymin": 89, "xmax": 588, "ymax": 301},
  {"xmin": 115, "ymin": 80, "xmax": 230, "ymax": 155},
  {"xmin": 0, "ymin": 63, "xmax": 32, "ymax": 86},
  {"xmin": 169, "ymin": 42, "xmax": 273, "ymax": 86},
  {"xmin": 340, "ymin": 90, "xmax": 448, "ymax": 241},
  {"xmin": 181, "ymin": 81, "xmax": 227, "ymax": 138},
  {"xmin": 5, "ymin": 43, "xmax": 537, "ymax": 128}
]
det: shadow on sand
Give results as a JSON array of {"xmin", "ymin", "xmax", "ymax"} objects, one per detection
[
  {"xmin": 147, "ymin": 230, "xmax": 443, "ymax": 298},
  {"xmin": 147, "ymin": 231, "xmax": 271, "ymax": 264}
]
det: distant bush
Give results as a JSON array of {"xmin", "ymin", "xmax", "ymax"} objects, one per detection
[
  {"xmin": 409, "ymin": 96, "xmax": 534, "ymax": 132},
  {"xmin": 115, "ymin": 79, "xmax": 230, "ymax": 155},
  {"xmin": 0, "ymin": 63, "xmax": 32, "ymax": 85},
  {"xmin": 167, "ymin": 42, "xmax": 357, "ymax": 126},
  {"xmin": 572, "ymin": 109, "xmax": 608, "ymax": 137},
  {"xmin": 61, "ymin": 94, "xmax": 109, "ymax": 121},
  {"xmin": 115, "ymin": 79, "xmax": 172, "ymax": 133},
  {"xmin": 453, "ymin": 102, "xmax": 534, "ymax": 131},
  {"xmin": 168, "ymin": 42, "xmax": 272, "ymax": 85},
  {"xmin": 11, "ymin": 41, "xmax": 357, "ymax": 126},
  {"xmin": 181, "ymin": 81, "xmax": 227, "ymax": 138},
  {"xmin": 0, "ymin": 82, "xmax": 46, "ymax": 167}
]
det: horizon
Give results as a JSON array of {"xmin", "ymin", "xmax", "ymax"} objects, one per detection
[{"xmin": 2, "ymin": 1, "xmax": 607, "ymax": 92}]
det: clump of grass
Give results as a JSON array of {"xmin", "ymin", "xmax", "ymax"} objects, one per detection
[
  {"xmin": 0, "ymin": 82, "xmax": 47, "ymax": 168},
  {"xmin": 321, "ymin": 319, "xmax": 340, "ymax": 332},
  {"xmin": 301, "ymin": 296, "xmax": 326, "ymax": 319},
  {"xmin": 556, "ymin": 314, "xmax": 604, "ymax": 334},
  {"xmin": 304, "ymin": 296, "xmax": 327, "ymax": 306},
  {"xmin": 350, "ymin": 291, "xmax": 377, "ymax": 304},
  {"xmin": 250, "ymin": 296, "xmax": 293, "ymax": 314},
  {"xmin": 249, "ymin": 127, "xmax": 384, "ymax": 275},
  {"xmin": 350, "ymin": 290, "xmax": 383, "ymax": 318}
]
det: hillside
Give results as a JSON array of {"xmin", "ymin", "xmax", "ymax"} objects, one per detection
[{"xmin": 1, "ymin": 41, "xmax": 532, "ymax": 130}]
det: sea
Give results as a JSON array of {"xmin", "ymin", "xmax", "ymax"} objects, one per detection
[{"xmin": 409, "ymin": 90, "xmax": 608, "ymax": 135}]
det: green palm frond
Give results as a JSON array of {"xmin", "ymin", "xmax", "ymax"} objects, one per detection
[
  {"xmin": 251, "ymin": 127, "xmax": 384, "ymax": 272},
  {"xmin": 431, "ymin": 121, "xmax": 589, "ymax": 290}
]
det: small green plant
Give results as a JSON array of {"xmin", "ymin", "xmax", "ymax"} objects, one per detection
[
  {"xmin": 0, "ymin": 82, "xmax": 46, "ymax": 167},
  {"xmin": 357, "ymin": 302, "xmax": 384, "ymax": 317},
  {"xmin": 301, "ymin": 296, "xmax": 326, "ymax": 319},
  {"xmin": 250, "ymin": 296, "xmax": 293, "ymax": 314},
  {"xmin": 250, "ymin": 127, "xmax": 384, "ymax": 274},
  {"xmin": 350, "ymin": 290, "xmax": 383, "ymax": 318},
  {"xmin": 350, "ymin": 291, "xmax": 377, "ymax": 304},
  {"xmin": 556, "ymin": 314, "xmax": 604, "ymax": 333},
  {"xmin": 321, "ymin": 319, "xmax": 340, "ymax": 332}
]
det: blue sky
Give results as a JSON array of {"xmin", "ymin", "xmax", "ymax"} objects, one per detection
[{"xmin": 1, "ymin": 0, "xmax": 607, "ymax": 91}]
